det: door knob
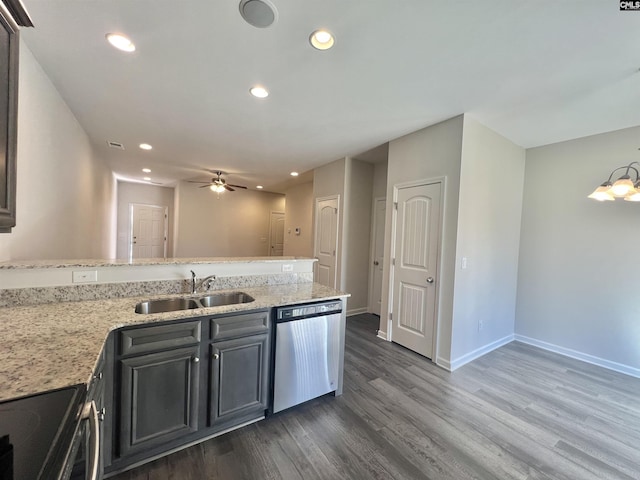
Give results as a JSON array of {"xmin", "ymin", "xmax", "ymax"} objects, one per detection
[
  {"xmin": 213, "ymin": 353, "xmax": 219, "ymax": 360},
  {"xmin": 373, "ymin": 261, "xmax": 379, "ymax": 266},
  {"xmin": 193, "ymin": 356, "xmax": 200, "ymax": 363},
  {"xmin": 426, "ymin": 277, "xmax": 434, "ymax": 284}
]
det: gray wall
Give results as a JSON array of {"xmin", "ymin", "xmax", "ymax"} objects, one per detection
[
  {"xmin": 382, "ymin": 115, "xmax": 464, "ymax": 366},
  {"xmin": 516, "ymin": 125, "xmax": 640, "ymax": 375},
  {"xmin": 173, "ymin": 181, "xmax": 285, "ymax": 257},
  {"xmin": 0, "ymin": 42, "xmax": 114, "ymax": 261},
  {"xmin": 450, "ymin": 116, "xmax": 525, "ymax": 366},
  {"xmin": 116, "ymin": 182, "xmax": 175, "ymax": 259},
  {"xmin": 283, "ymin": 182, "xmax": 313, "ymax": 257}
]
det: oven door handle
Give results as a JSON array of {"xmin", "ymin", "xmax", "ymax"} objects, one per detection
[{"xmin": 81, "ymin": 401, "xmax": 100, "ymax": 480}]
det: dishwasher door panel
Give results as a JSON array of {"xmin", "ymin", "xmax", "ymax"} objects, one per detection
[{"xmin": 273, "ymin": 313, "xmax": 341, "ymax": 413}]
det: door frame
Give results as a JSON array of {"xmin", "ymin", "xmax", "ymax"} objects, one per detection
[
  {"xmin": 128, "ymin": 203, "xmax": 168, "ymax": 261},
  {"xmin": 313, "ymin": 194, "xmax": 340, "ymax": 289},
  {"xmin": 267, "ymin": 211, "xmax": 285, "ymax": 256},
  {"xmin": 387, "ymin": 177, "xmax": 445, "ymax": 362},
  {"xmin": 368, "ymin": 196, "xmax": 386, "ymax": 314}
]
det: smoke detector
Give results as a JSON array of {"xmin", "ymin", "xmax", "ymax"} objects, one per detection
[{"xmin": 239, "ymin": 0, "xmax": 278, "ymax": 28}]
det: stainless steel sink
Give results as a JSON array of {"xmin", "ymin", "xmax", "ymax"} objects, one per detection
[
  {"xmin": 135, "ymin": 298, "xmax": 201, "ymax": 314},
  {"xmin": 135, "ymin": 292, "xmax": 255, "ymax": 314},
  {"xmin": 199, "ymin": 292, "xmax": 254, "ymax": 307}
]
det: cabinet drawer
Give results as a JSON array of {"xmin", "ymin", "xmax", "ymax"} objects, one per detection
[
  {"xmin": 210, "ymin": 310, "xmax": 270, "ymax": 341},
  {"xmin": 119, "ymin": 320, "xmax": 201, "ymax": 356}
]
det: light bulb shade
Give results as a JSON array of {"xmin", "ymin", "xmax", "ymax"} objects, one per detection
[
  {"xmin": 210, "ymin": 184, "xmax": 225, "ymax": 193},
  {"xmin": 588, "ymin": 185, "xmax": 614, "ymax": 201},
  {"xmin": 610, "ymin": 177, "xmax": 635, "ymax": 196},
  {"xmin": 624, "ymin": 190, "xmax": 640, "ymax": 202}
]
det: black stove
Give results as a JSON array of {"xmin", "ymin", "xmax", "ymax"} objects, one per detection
[{"xmin": 0, "ymin": 385, "xmax": 85, "ymax": 480}]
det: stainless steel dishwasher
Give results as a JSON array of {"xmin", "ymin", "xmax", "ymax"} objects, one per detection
[{"xmin": 272, "ymin": 300, "xmax": 343, "ymax": 413}]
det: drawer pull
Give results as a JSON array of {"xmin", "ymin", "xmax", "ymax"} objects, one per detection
[
  {"xmin": 193, "ymin": 356, "xmax": 200, "ymax": 363},
  {"xmin": 213, "ymin": 353, "xmax": 219, "ymax": 360}
]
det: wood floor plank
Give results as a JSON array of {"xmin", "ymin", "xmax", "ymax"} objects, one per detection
[{"xmin": 110, "ymin": 314, "xmax": 640, "ymax": 480}]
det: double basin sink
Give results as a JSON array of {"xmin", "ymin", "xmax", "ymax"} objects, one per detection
[{"xmin": 135, "ymin": 292, "xmax": 254, "ymax": 314}]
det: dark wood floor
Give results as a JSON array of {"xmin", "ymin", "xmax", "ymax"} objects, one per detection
[{"xmin": 111, "ymin": 314, "xmax": 640, "ymax": 480}]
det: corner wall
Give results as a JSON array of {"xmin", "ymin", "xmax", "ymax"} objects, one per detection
[
  {"xmin": 381, "ymin": 115, "xmax": 464, "ymax": 366},
  {"xmin": 0, "ymin": 42, "xmax": 114, "ymax": 261},
  {"xmin": 450, "ymin": 116, "xmax": 525, "ymax": 368},
  {"xmin": 516, "ymin": 125, "xmax": 640, "ymax": 376}
]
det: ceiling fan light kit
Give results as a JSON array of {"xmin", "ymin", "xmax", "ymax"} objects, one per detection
[
  {"xmin": 588, "ymin": 156, "xmax": 640, "ymax": 202},
  {"xmin": 188, "ymin": 171, "xmax": 248, "ymax": 194}
]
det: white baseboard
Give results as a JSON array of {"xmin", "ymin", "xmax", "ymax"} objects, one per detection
[
  {"xmin": 514, "ymin": 334, "xmax": 640, "ymax": 379},
  {"xmin": 346, "ymin": 307, "xmax": 368, "ymax": 317},
  {"xmin": 376, "ymin": 330, "xmax": 388, "ymax": 341},
  {"xmin": 435, "ymin": 356, "xmax": 452, "ymax": 371},
  {"xmin": 449, "ymin": 334, "xmax": 515, "ymax": 371}
]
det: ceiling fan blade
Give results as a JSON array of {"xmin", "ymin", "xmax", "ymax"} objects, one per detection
[
  {"xmin": 199, "ymin": 184, "xmax": 213, "ymax": 188},
  {"xmin": 188, "ymin": 180, "xmax": 212, "ymax": 184},
  {"xmin": 227, "ymin": 184, "xmax": 247, "ymax": 189},
  {"xmin": 224, "ymin": 185, "xmax": 235, "ymax": 191}
]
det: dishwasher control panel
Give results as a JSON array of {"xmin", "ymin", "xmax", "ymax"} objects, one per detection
[{"xmin": 276, "ymin": 301, "xmax": 342, "ymax": 321}]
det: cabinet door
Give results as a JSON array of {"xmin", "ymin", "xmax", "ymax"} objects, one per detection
[
  {"xmin": 118, "ymin": 346, "xmax": 200, "ymax": 457},
  {"xmin": 209, "ymin": 334, "xmax": 269, "ymax": 426}
]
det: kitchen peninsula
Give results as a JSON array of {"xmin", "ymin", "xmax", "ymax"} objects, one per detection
[{"xmin": 0, "ymin": 256, "xmax": 348, "ymax": 478}]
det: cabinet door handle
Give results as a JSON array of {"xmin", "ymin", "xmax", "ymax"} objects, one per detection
[
  {"xmin": 98, "ymin": 407, "xmax": 106, "ymax": 422},
  {"xmin": 213, "ymin": 353, "xmax": 219, "ymax": 360},
  {"xmin": 192, "ymin": 356, "xmax": 200, "ymax": 363}
]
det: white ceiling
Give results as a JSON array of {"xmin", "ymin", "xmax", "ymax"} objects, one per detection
[{"xmin": 20, "ymin": 0, "xmax": 640, "ymax": 191}]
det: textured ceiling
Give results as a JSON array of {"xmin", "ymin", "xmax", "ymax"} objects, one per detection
[{"xmin": 20, "ymin": 0, "xmax": 640, "ymax": 190}]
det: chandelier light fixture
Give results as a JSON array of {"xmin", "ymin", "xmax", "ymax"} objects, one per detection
[{"xmin": 588, "ymin": 160, "xmax": 640, "ymax": 202}]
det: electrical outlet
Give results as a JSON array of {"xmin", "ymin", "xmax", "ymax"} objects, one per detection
[
  {"xmin": 72, "ymin": 270, "xmax": 98, "ymax": 283},
  {"xmin": 282, "ymin": 264, "xmax": 293, "ymax": 272},
  {"xmin": 461, "ymin": 257, "xmax": 468, "ymax": 269}
]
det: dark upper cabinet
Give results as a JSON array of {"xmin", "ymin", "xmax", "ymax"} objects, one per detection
[{"xmin": 0, "ymin": 2, "xmax": 19, "ymax": 232}]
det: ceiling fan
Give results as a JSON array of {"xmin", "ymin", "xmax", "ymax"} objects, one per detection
[{"xmin": 188, "ymin": 171, "xmax": 248, "ymax": 192}]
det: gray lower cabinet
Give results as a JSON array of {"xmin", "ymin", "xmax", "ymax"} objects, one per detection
[
  {"xmin": 117, "ymin": 345, "xmax": 200, "ymax": 457},
  {"xmin": 107, "ymin": 309, "xmax": 271, "ymax": 475},
  {"xmin": 209, "ymin": 333, "xmax": 270, "ymax": 427}
]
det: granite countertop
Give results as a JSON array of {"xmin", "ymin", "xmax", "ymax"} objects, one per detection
[
  {"xmin": 0, "ymin": 256, "xmax": 313, "ymax": 269},
  {"xmin": 0, "ymin": 282, "xmax": 347, "ymax": 402}
]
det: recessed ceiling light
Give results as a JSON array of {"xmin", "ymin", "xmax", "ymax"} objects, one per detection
[
  {"xmin": 310, "ymin": 29, "xmax": 335, "ymax": 50},
  {"xmin": 290, "ymin": 172, "xmax": 299, "ymax": 177},
  {"xmin": 142, "ymin": 168, "xmax": 151, "ymax": 173},
  {"xmin": 143, "ymin": 177, "xmax": 151, "ymax": 181},
  {"xmin": 250, "ymin": 86, "xmax": 269, "ymax": 98},
  {"xmin": 239, "ymin": 0, "xmax": 278, "ymax": 28},
  {"xmin": 139, "ymin": 143, "xmax": 152, "ymax": 150},
  {"xmin": 106, "ymin": 33, "xmax": 136, "ymax": 53},
  {"xmin": 256, "ymin": 185, "xmax": 263, "ymax": 189}
]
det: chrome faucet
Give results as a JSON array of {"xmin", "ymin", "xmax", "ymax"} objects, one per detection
[{"xmin": 190, "ymin": 270, "xmax": 216, "ymax": 294}]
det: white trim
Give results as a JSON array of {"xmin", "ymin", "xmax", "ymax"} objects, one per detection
[
  {"xmin": 515, "ymin": 335, "xmax": 640, "ymax": 379},
  {"xmin": 267, "ymin": 210, "xmax": 285, "ymax": 256},
  {"xmin": 448, "ymin": 334, "xmax": 514, "ymax": 371},
  {"xmin": 435, "ymin": 356, "xmax": 452, "ymax": 371},
  {"xmin": 346, "ymin": 307, "xmax": 368, "ymax": 317},
  {"xmin": 313, "ymin": 194, "xmax": 340, "ymax": 289},
  {"xmin": 377, "ymin": 330, "xmax": 389, "ymax": 341},
  {"xmin": 128, "ymin": 203, "xmax": 168, "ymax": 262},
  {"xmin": 389, "ymin": 177, "xmax": 445, "ymax": 359}
]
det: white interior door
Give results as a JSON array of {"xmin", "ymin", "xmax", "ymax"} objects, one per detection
[
  {"xmin": 269, "ymin": 212, "xmax": 285, "ymax": 256},
  {"xmin": 130, "ymin": 204, "xmax": 167, "ymax": 260},
  {"xmin": 314, "ymin": 196, "xmax": 339, "ymax": 288},
  {"xmin": 391, "ymin": 182, "xmax": 441, "ymax": 359},
  {"xmin": 369, "ymin": 198, "xmax": 386, "ymax": 316}
]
